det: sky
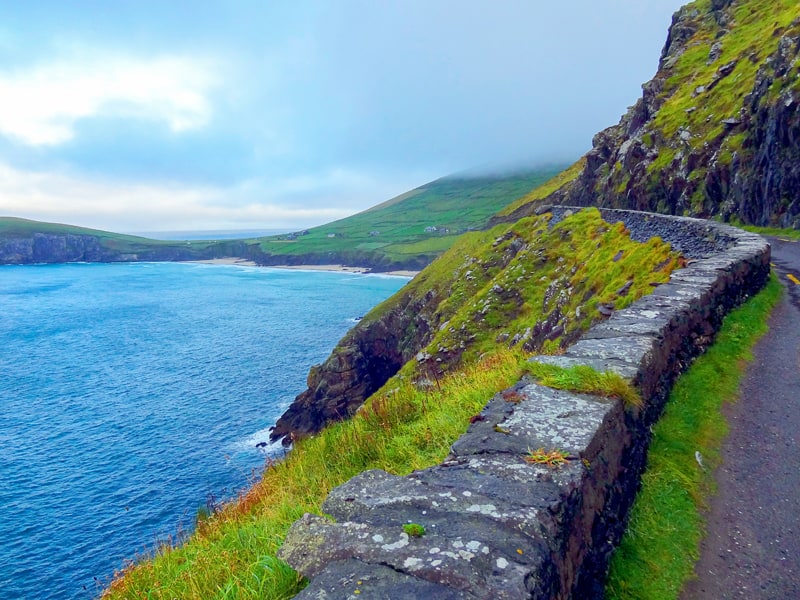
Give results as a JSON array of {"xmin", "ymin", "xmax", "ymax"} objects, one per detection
[{"xmin": 0, "ymin": 1, "xmax": 687, "ymax": 233}]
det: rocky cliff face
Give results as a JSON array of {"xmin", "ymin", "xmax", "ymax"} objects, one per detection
[
  {"xmin": 0, "ymin": 233, "xmax": 112, "ymax": 264},
  {"xmin": 269, "ymin": 286, "xmax": 439, "ymax": 443},
  {"xmin": 0, "ymin": 229, "xmax": 228, "ymax": 264},
  {"xmin": 0, "ymin": 228, "xmax": 432, "ymax": 271},
  {"xmin": 503, "ymin": 0, "xmax": 800, "ymax": 228}
]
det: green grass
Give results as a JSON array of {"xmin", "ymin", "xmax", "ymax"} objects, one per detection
[
  {"xmin": 402, "ymin": 523, "xmax": 426, "ymax": 538},
  {"xmin": 105, "ymin": 349, "xmax": 528, "ymax": 600},
  {"xmin": 738, "ymin": 224, "xmax": 800, "ymax": 240},
  {"xmin": 648, "ymin": 0, "xmax": 798, "ymax": 143},
  {"xmin": 404, "ymin": 209, "xmax": 681, "ymax": 371},
  {"xmin": 0, "ymin": 216, "xmax": 165, "ymax": 247},
  {"xmin": 106, "ymin": 208, "xmax": 679, "ymax": 599},
  {"xmin": 497, "ymin": 158, "xmax": 586, "ymax": 217},
  {"xmin": 257, "ymin": 167, "xmax": 566, "ymax": 266},
  {"xmin": 525, "ymin": 363, "xmax": 642, "ymax": 408},
  {"xmin": 605, "ymin": 272, "xmax": 782, "ymax": 600},
  {"xmin": 523, "ymin": 447, "xmax": 571, "ymax": 467}
]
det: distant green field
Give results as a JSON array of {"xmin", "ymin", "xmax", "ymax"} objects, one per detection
[{"xmin": 256, "ymin": 167, "xmax": 565, "ymax": 266}]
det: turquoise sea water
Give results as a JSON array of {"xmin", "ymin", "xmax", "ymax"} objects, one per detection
[{"xmin": 0, "ymin": 262, "xmax": 406, "ymax": 599}]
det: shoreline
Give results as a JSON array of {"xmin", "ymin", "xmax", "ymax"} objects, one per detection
[
  {"xmin": 190, "ymin": 258, "xmax": 259, "ymax": 266},
  {"xmin": 189, "ymin": 258, "xmax": 418, "ymax": 278}
]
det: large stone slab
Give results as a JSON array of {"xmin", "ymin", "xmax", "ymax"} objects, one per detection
[
  {"xmin": 279, "ymin": 513, "xmax": 556, "ymax": 599},
  {"xmin": 451, "ymin": 383, "xmax": 614, "ymax": 457},
  {"xmin": 293, "ymin": 558, "xmax": 476, "ymax": 599}
]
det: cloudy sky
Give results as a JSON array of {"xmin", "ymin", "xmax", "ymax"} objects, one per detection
[{"xmin": 0, "ymin": 1, "xmax": 686, "ymax": 233}]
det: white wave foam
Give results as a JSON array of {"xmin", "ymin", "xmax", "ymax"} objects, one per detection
[{"xmin": 234, "ymin": 426, "xmax": 288, "ymax": 457}]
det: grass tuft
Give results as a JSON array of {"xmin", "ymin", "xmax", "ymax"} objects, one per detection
[
  {"xmin": 525, "ymin": 362, "xmax": 643, "ymax": 408},
  {"xmin": 523, "ymin": 448, "xmax": 571, "ymax": 468}
]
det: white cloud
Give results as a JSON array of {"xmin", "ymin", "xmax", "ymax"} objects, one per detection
[
  {"xmin": 0, "ymin": 161, "xmax": 389, "ymax": 232},
  {"xmin": 0, "ymin": 53, "xmax": 218, "ymax": 146}
]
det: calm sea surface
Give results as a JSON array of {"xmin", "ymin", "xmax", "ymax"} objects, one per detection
[{"xmin": 0, "ymin": 262, "xmax": 406, "ymax": 599}]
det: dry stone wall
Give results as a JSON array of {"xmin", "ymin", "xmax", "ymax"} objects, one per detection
[{"xmin": 278, "ymin": 208, "xmax": 770, "ymax": 599}]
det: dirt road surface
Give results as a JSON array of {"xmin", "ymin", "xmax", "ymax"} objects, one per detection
[{"xmin": 683, "ymin": 237, "xmax": 800, "ymax": 599}]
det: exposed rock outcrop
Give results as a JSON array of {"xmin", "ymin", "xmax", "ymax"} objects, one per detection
[
  {"xmin": 0, "ymin": 227, "xmax": 227, "ymax": 265},
  {"xmin": 0, "ymin": 233, "xmax": 110, "ymax": 264},
  {"xmin": 502, "ymin": 2, "xmax": 800, "ymax": 228},
  {"xmin": 0, "ymin": 227, "xmax": 432, "ymax": 271},
  {"xmin": 270, "ymin": 287, "xmax": 440, "ymax": 443}
]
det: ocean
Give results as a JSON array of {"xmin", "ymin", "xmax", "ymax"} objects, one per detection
[{"xmin": 0, "ymin": 262, "xmax": 407, "ymax": 599}]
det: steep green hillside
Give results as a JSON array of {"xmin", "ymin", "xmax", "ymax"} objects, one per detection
[
  {"xmin": 270, "ymin": 207, "xmax": 681, "ymax": 442},
  {"xmin": 501, "ymin": 0, "xmax": 800, "ymax": 228},
  {"xmin": 106, "ymin": 207, "xmax": 680, "ymax": 599},
  {"xmin": 254, "ymin": 168, "xmax": 564, "ymax": 270}
]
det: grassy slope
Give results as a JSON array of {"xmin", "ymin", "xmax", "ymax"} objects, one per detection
[
  {"xmin": 257, "ymin": 168, "xmax": 564, "ymax": 264},
  {"xmin": 105, "ymin": 208, "xmax": 680, "ymax": 599},
  {"xmin": 386, "ymin": 208, "xmax": 682, "ymax": 377},
  {"xmin": 605, "ymin": 273, "xmax": 782, "ymax": 599},
  {"xmin": 497, "ymin": 159, "xmax": 586, "ymax": 217}
]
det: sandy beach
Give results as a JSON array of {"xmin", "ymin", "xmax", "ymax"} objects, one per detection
[
  {"xmin": 190, "ymin": 258, "xmax": 259, "ymax": 266},
  {"xmin": 274, "ymin": 264, "xmax": 369, "ymax": 274},
  {"xmin": 191, "ymin": 259, "xmax": 418, "ymax": 278},
  {"xmin": 274, "ymin": 264, "xmax": 419, "ymax": 278},
  {"xmin": 379, "ymin": 270, "xmax": 419, "ymax": 278}
]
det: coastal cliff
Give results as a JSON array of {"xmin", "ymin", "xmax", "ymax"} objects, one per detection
[
  {"xmin": 1, "ymin": 170, "xmax": 558, "ymax": 269},
  {"xmin": 0, "ymin": 218, "xmax": 226, "ymax": 264},
  {"xmin": 271, "ymin": 209, "xmax": 682, "ymax": 444},
  {"xmin": 0, "ymin": 221, "xmax": 431, "ymax": 270},
  {"xmin": 0, "ymin": 232, "xmax": 110, "ymax": 264}
]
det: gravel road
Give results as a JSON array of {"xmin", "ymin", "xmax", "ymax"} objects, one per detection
[{"xmin": 682, "ymin": 236, "xmax": 800, "ymax": 599}]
